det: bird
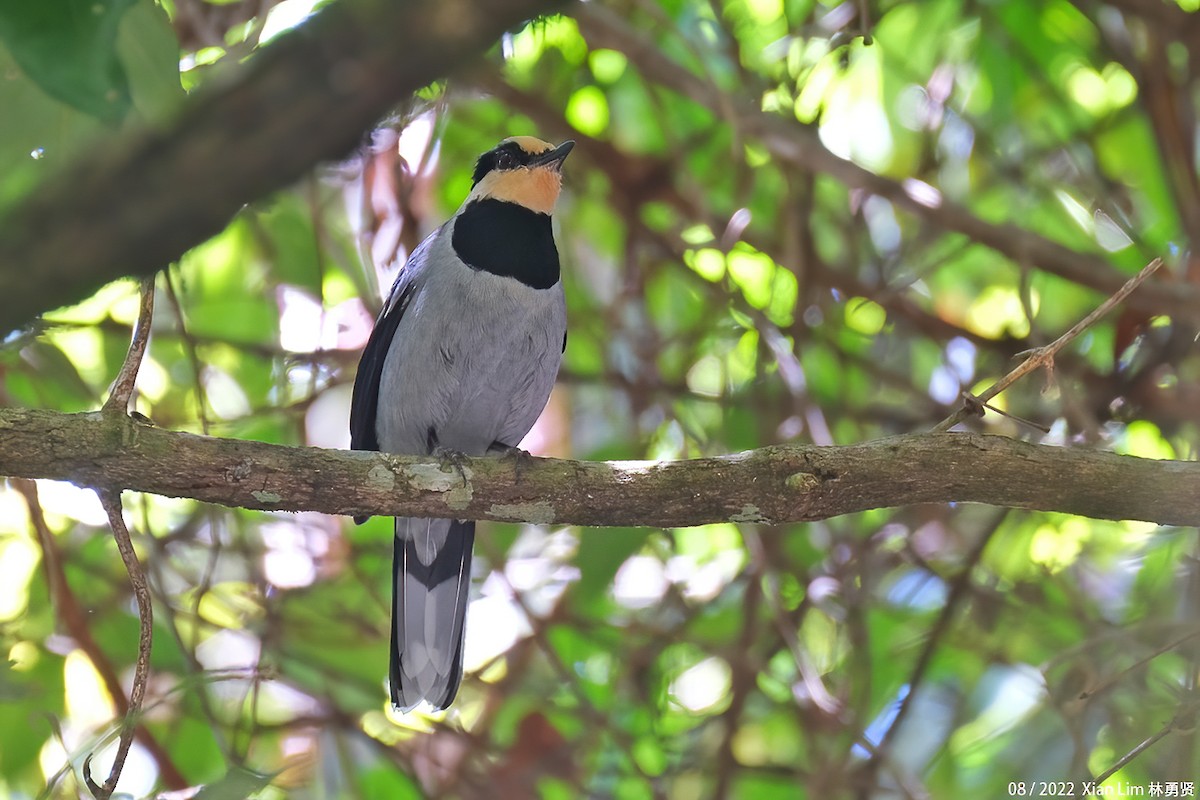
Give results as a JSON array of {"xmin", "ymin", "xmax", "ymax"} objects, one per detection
[{"xmin": 350, "ymin": 135, "xmax": 574, "ymax": 711}]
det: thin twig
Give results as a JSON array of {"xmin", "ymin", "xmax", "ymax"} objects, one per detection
[
  {"xmin": 163, "ymin": 269, "xmax": 211, "ymax": 433},
  {"xmin": 14, "ymin": 480, "xmax": 187, "ymax": 790},
  {"xmin": 864, "ymin": 511, "xmax": 1006, "ymax": 780},
  {"xmin": 1077, "ymin": 628, "xmax": 1200, "ymax": 701},
  {"xmin": 84, "ymin": 491, "xmax": 154, "ymax": 800},
  {"xmin": 85, "ymin": 274, "xmax": 159, "ymax": 797},
  {"xmin": 977, "ymin": 397, "xmax": 1053, "ymax": 434},
  {"xmin": 1091, "ymin": 703, "xmax": 1199, "ymax": 785},
  {"xmin": 713, "ymin": 555, "xmax": 766, "ymax": 799},
  {"xmin": 856, "ymin": 0, "xmax": 874, "ymax": 44},
  {"xmin": 141, "ymin": 526, "xmax": 231, "ymax": 756},
  {"xmin": 744, "ymin": 528, "xmax": 842, "ymax": 716},
  {"xmin": 933, "ymin": 258, "xmax": 1164, "ymax": 432},
  {"xmin": 102, "ymin": 276, "xmax": 156, "ymax": 415}
]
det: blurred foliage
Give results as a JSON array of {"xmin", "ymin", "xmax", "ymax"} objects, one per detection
[{"xmin": 2, "ymin": 0, "xmax": 1200, "ymax": 798}]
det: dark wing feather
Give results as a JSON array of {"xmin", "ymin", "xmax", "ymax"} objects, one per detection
[
  {"xmin": 350, "ymin": 235, "xmax": 435, "ymax": 453},
  {"xmin": 350, "ymin": 237, "xmax": 434, "ymax": 524},
  {"xmin": 350, "ymin": 276, "xmax": 414, "ymax": 453}
]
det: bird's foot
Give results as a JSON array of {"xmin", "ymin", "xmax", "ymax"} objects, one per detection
[
  {"xmin": 433, "ymin": 446, "xmax": 471, "ymax": 486},
  {"xmin": 488, "ymin": 441, "xmax": 533, "ymax": 462},
  {"xmin": 488, "ymin": 441, "xmax": 536, "ymax": 481}
]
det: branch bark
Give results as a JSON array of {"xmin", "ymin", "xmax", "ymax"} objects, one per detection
[
  {"xmin": 0, "ymin": 0, "xmax": 562, "ymax": 331},
  {"xmin": 1, "ymin": 407, "xmax": 1197, "ymax": 527}
]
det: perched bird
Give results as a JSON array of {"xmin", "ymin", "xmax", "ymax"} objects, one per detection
[{"xmin": 350, "ymin": 136, "xmax": 573, "ymax": 711}]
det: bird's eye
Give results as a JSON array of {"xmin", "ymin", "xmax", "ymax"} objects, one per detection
[{"xmin": 496, "ymin": 151, "xmax": 515, "ymax": 170}]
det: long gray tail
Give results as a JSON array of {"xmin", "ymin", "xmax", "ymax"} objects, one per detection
[{"xmin": 391, "ymin": 517, "xmax": 474, "ymax": 711}]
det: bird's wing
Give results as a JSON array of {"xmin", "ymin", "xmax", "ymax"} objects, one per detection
[{"xmin": 350, "ymin": 233, "xmax": 435, "ymax": 453}]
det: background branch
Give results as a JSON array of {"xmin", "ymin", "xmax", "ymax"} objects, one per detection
[
  {"xmin": 0, "ymin": 407, "xmax": 1197, "ymax": 527},
  {"xmin": 572, "ymin": 3, "xmax": 1200, "ymax": 319},
  {"xmin": 0, "ymin": 0, "xmax": 561, "ymax": 330}
]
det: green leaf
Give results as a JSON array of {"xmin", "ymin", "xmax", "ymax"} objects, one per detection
[
  {"xmin": 117, "ymin": 0, "xmax": 184, "ymax": 124},
  {"xmin": 0, "ymin": 650, "xmax": 65, "ymax": 775},
  {"xmin": 256, "ymin": 198, "xmax": 324, "ymax": 294},
  {"xmin": 150, "ymin": 717, "xmax": 222, "ymax": 783},
  {"xmin": 18, "ymin": 339, "xmax": 97, "ymax": 409},
  {"xmin": 0, "ymin": 0, "xmax": 177, "ymax": 208},
  {"xmin": 358, "ymin": 766, "xmax": 423, "ymax": 799},
  {"xmin": 193, "ymin": 766, "xmax": 274, "ymax": 800},
  {"xmin": 0, "ymin": 42, "xmax": 103, "ymax": 208},
  {"xmin": 569, "ymin": 527, "xmax": 647, "ymax": 609},
  {"xmin": 0, "ymin": 0, "xmax": 137, "ymax": 123}
]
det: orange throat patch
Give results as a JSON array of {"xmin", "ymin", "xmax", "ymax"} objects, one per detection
[{"xmin": 472, "ymin": 168, "xmax": 563, "ymax": 215}]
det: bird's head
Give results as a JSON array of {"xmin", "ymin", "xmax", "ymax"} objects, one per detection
[{"xmin": 466, "ymin": 136, "xmax": 575, "ymax": 215}]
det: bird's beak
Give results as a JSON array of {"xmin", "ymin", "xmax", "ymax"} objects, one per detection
[{"xmin": 528, "ymin": 140, "xmax": 575, "ymax": 171}]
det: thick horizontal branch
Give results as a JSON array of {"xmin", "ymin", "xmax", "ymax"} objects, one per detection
[
  {"xmin": 0, "ymin": 0, "xmax": 560, "ymax": 331},
  {"xmin": 1, "ymin": 407, "xmax": 1197, "ymax": 527}
]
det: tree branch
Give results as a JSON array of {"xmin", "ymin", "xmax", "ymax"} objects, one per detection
[
  {"xmin": 0, "ymin": 0, "xmax": 562, "ymax": 331},
  {"xmin": 0, "ymin": 407, "xmax": 1197, "ymax": 527}
]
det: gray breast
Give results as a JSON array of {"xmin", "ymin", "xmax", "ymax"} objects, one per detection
[{"xmin": 375, "ymin": 231, "xmax": 567, "ymax": 457}]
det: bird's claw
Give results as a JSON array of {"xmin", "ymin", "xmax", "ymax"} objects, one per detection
[
  {"xmin": 488, "ymin": 441, "xmax": 533, "ymax": 462},
  {"xmin": 433, "ymin": 446, "xmax": 470, "ymax": 486},
  {"xmin": 489, "ymin": 441, "xmax": 535, "ymax": 481}
]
